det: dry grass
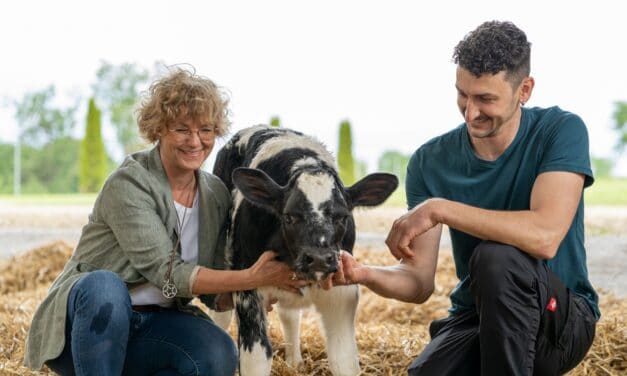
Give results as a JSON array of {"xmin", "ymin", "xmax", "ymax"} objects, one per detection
[{"xmin": 1, "ymin": 242, "xmax": 625, "ymax": 375}]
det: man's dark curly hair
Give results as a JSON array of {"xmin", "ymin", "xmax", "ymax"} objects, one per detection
[{"xmin": 453, "ymin": 21, "xmax": 531, "ymax": 87}]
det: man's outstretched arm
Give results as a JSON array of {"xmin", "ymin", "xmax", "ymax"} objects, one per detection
[{"xmin": 333, "ymin": 224, "xmax": 441, "ymax": 304}]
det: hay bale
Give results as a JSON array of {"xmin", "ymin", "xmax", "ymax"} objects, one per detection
[
  {"xmin": 0, "ymin": 241, "xmax": 73, "ymax": 295},
  {"xmin": 0, "ymin": 242, "xmax": 625, "ymax": 375}
]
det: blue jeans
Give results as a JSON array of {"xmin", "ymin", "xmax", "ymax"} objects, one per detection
[{"xmin": 46, "ymin": 270, "xmax": 238, "ymax": 375}]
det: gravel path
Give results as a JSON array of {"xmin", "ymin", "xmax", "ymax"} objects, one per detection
[{"xmin": 1, "ymin": 203, "xmax": 625, "ymax": 297}]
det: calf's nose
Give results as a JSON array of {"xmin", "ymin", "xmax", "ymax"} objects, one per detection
[{"xmin": 302, "ymin": 252, "xmax": 337, "ymax": 273}]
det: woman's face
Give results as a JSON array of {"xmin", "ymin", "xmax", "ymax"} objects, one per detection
[{"xmin": 159, "ymin": 115, "xmax": 216, "ymax": 176}]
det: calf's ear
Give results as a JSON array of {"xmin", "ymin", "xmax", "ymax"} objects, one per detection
[
  {"xmin": 232, "ymin": 168, "xmax": 283, "ymax": 212},
  {"xmin": 345, "ymin": 173, "xmax": 398, "ymax": 207}
]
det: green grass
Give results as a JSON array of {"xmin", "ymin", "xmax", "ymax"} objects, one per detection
[
  {"xmin": 384, "ymin": 177, "xmax": 627, "ymax": 208},
  {"xmin": 0, "ymin": 177, "xmax": 624, "ymax": 208},
  {"xmin": 584, "ymin": 177, "xmax": 627, "ymax": 206},
  {"xmin": 0, "ymin": 193, "xmax": 97, "ymax": 206},
  {"xmin": 383, "ymin": 187, "xmax": 407, "ymax": 208}
]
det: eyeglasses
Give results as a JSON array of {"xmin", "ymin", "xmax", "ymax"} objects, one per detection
[{"xmin": 168, "ymin": 126, "xmax": 216, "ymax": 142}]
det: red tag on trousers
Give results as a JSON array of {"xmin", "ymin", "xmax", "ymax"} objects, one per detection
[{"xmin": 547, "ymin": 297, "xmax": 557, "ymax": 312}]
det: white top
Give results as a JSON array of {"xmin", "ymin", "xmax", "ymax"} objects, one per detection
[{"xmin": 129, "ymin": 191, "xmax": 200, "ymax": 307}]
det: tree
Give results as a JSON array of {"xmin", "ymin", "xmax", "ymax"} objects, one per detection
[
  {"xmin": 613, "ymin": 101, "xmax": 627, "ymax": 153},
  {"xmin": 354, "ymin": 159, "xmax": 367, "ymax": 182},
  {"xmin": 337, "ymin": 120, "xmax": 356, "ymax": 185},
  {"xmin": 0, "ymin": 143, "xmax": 15, "ymax": 193},
  {"xmin": 92, "ymin": 61, "xmax": 150, "ymax": 156},
  {"xmin": 378, "ymin": 150, "xmax": 410, "ymax": 184},
  {"xmin": 79, "ymin": 98, "xmax": 108, "ymax": 192},
  {"xmin": 13, "ymin": 85, "xmax": 78, "ymax": 147},
  {"xmin": 270, "ymin": 116, "xmax": 281, "ymax": 127},
  {"xmin": 26, "ymin": 137, "xmax": 81, "ymax": 193},
  {"xmin": 0, "ymin": 138, "xmax": 81, "ymax": 194},
  {"xmin": 591, "ymin": 157, "xmax": 613, "ymax": 178},
  {"xmin": 10, "ymin": 85, "xmax": 78, "ymax": 194}
]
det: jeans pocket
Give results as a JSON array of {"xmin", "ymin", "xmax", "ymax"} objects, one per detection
[{"xmin": 130, "ymin": 311, "xmax": 144, "ymax": 332}]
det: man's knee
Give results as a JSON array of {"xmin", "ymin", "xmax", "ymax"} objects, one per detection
[
  {"xmin": 469, "ymin": 241, "xmax": 541, "ymax": 308},
  {"xmin": 469, "ymin": 241, "xmax": 527, "ymax": 282}
]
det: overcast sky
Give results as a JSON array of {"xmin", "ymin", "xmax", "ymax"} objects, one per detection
[{"xmin": 1, "ymin": 0, "xmax": 626, "ymax": 175}]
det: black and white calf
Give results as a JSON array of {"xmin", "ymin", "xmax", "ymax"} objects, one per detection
[{"xmin": 213, "ymin": 125, "xmax": 398, "ymax": 376}]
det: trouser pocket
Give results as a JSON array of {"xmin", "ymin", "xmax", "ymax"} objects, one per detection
[{"xmin": 558, "ymin": 295, "xmax": 596, "ymax": 373}]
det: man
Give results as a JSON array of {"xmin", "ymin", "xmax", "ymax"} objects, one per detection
[{"xmin": 336, "ymin": 21, "xmax": 598, "ymax": 375}]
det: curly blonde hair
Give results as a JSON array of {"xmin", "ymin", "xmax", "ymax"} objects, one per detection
[{"xmin": 137, "ymin": 66, "xmax": 231, "ymax": 143}]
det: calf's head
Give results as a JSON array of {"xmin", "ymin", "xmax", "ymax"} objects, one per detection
[{"xmin": 232, "ymin": 167, "xmax": 398, "ymax": 281}]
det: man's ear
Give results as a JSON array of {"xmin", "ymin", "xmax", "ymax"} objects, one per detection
[
  {"xmin": 232, "ymin": 167, "xmax": 283, "ymax": 213},
  {"xmin": 519, "ymin": 76, "xmax": 535, "ymax": 105},
  {"xmin": 345, "ymin": 173, "xmax": 399, "ymax": 208}
]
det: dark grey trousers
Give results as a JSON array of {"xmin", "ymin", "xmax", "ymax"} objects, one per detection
[{"xmin": 408, "ymin": 241, "xmax": 596, "ymax": 376}]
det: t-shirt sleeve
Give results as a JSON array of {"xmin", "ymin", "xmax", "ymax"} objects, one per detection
[
  {"xmin": 406, "ymin": 150, "xmax": 430, "ymax": 209},
  {"xmin": 537, "ymin": 112, "xmax": 594, "ymax": 188}
]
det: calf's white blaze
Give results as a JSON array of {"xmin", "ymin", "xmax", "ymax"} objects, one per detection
[
  {"xmin": 291, "ymin": 156, "xmax": 319, "ymax": 171},
  {"xmin": 297, "ymin": 172, "xmax": 335, "ymax": 218}
]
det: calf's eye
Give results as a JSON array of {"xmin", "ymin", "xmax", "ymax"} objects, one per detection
[
  {"xmin": 283, "ymin": 214, "xmax": 298, "ymax": 224},
  {"xmin": 333, "ymin": 215, "xmax": 349, "ymax": 224}
]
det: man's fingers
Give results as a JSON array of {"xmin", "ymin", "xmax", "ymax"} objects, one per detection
[
  {"xmin": 285, "ymin": 286, "xmax": 303, "ymax": 295},
  {"xmin": 320, "ymin": 276, "xmax": 333, "ymax": 290},
  {"xmin": 333, "ymin": 253, "xmax": 347, "ymax": 284},
  {"xmin": 400, "ymin": 245, "xmax": 415, "ymax": 259}
]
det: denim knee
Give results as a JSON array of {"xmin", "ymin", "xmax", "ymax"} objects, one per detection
[
  {"xmin": 69, "ymin": 270, "xmax": 132, "ymax": 323},
  {"xmin": 197, "ymin": 328, "xmax": 238, "ymax": 376}
]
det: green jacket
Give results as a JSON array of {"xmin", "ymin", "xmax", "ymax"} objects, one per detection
[{"xmin": 24, "ymin": 145, "xmax": 231, "ymax": 370}]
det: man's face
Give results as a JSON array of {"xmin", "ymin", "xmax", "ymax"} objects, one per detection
[{"xmin": 455, "ymin": 67, "xmax": 522, "ymax": 139}]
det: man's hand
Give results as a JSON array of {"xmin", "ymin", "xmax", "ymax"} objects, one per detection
[
  {"xmin": 320, "ymin": 251, "xmax": 367, "ymax": 290},
  {"xmin": 386, "ymin": 199, "xmax": 442, "ymax": 260}
]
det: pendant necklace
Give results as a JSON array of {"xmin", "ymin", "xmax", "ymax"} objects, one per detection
[{"xmin": 162, "ymin": 176, "xmax": 195, "ymax": 299}]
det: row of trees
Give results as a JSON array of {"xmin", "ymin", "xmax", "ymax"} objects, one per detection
[
  {"xmin": 2, "ymin": 62, "xmax": 153, "ymax": 194},
  {"xmin": 2, "ymin": 60, "xmax": 626, "ymax": 194}
]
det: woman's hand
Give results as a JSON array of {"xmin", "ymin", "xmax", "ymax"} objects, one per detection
[
  {"xmin": 214, "ymin": 292, "xmax": 234, "ymax": 312},
  {"xmin": 247, "ymin": 251, "xmax": 307, "ymax": 293}
]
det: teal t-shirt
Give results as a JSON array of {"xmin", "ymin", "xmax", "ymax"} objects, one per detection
[{"xmin": 406, "ymin": 106, "xmax": 599, "ymax": 319}]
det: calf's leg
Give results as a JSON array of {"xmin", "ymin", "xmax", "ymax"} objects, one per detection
[
  {"xmin": 277, "ymin": 305, "xmax": 303, "ymax": 368},
  {"xmin": 314, "ymin": 284, "xmax": 360, "ymax": 376},
  {"xmin": 235, "ymin": 290, "xmax": 272, "ymax": 376}
]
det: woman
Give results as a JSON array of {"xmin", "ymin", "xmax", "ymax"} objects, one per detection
[{"xmin": 24, "ymin": 67, "xmax": 305, "ymax": 375}]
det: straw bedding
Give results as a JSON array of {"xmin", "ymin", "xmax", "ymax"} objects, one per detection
[{"xmin": 0, "ymin": 241, "xmax": 625, "ymax": 375}]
